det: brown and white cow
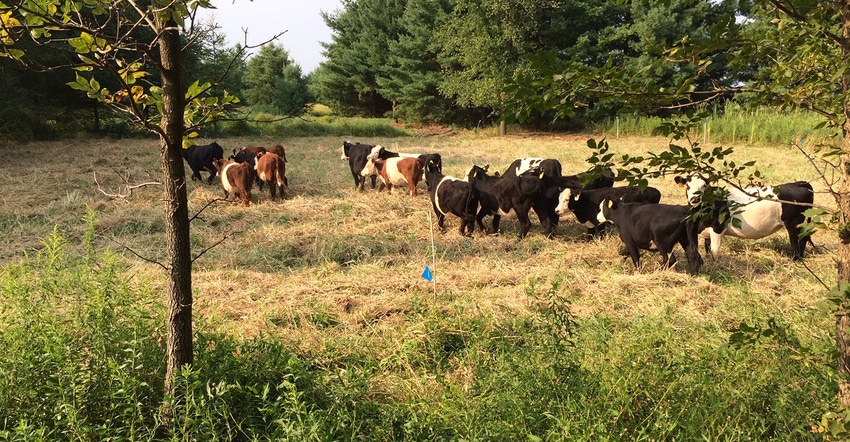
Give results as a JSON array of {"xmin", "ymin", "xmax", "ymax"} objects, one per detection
[
  {"xmin": 254, "ymin": 151, "xmax": 288, "ymax": 200},
  {"xmin": 265, "ymin": 144, "xmax": 287, "ymax": 162},
  {"xmin": 373, "ymin": 157, "xmax": 424, "ymax": 196},
  {"xmin": 214, "ymin": 158, "xmax": 253, "ymax": 206}
]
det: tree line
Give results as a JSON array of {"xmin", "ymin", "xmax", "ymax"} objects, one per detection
[
  {"xmin": 311, "ymin": 0, "xmax": 741, "ymax": 127},
  {"xmin": 0, "ymin": 0, "xmax": 761, "ymax": 139}
]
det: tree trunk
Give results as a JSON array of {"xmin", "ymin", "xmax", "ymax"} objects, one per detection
[
  {"xmin": 499, "ymin": 119, "xmax": 507, "ymax": 136},
  {"xmin": 837, "ymin": 0, "xmax": 850, "ymax": 408},
  {"xmin": 158, "ymin": 18, "xmax": 193, "ymax": 423},
  {"xmin": 836, "ymin": 118, "xmax": 850, "ymax": 407}
]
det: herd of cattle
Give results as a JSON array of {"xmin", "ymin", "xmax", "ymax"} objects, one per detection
[{"xmin": 182, "ymin": 139, "xmax": 816, "ymax": 275}]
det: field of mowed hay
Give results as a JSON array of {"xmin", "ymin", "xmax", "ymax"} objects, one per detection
[
  {"xmin": 0, "ymin": 134, "xmax": 836, "ymax": 341},
  {"xmin": 1, "ymin": 132, "xmax": 843, "ymax": 437}
]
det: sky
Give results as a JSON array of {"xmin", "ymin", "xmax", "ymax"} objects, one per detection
[{"xmin": 199, "ymin": 0, "xmax": 345, "ymax": 74}]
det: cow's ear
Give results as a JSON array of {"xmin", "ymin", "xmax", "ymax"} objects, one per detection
[
  {"xmin": 538, "ymin": 172, "xmax": 544, "ymax": 179},
  {"xmin": 607, "ymin": 200, "xmax": 613, "ymax": 208},
  {"xmin": 674, "ymin": 176, "xmax": 685, "ymax": 187}
]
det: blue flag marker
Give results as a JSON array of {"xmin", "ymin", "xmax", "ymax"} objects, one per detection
[{"xmin": 421, "ymin": 265, "xmax": 433, "ymax": 282}]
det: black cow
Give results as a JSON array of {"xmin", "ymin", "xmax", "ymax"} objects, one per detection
[
  {"xmin": 424, "ymin": 161, "xmax": 479, "ymax": 236},
  {"xmin": 598, "ymin": 199, "xmax": 703, "ymax": 275},
  {"xmin": 499, "ymin": 158, "xmax": 564, "ymax": 238},
  {"xmin": 341, "ymin": 141, "xmax": 377, "ymax": 190},
  {"xmin": 183, "ymin": 141, "xmax": 224, "ymax": 185},
  {"xmin": 467, "ymin": 165, "xmax": 544, "ymax": 239},
  {"xmin": 231, "ymin": 146, "xmax": 266, "ymax": 169},
  {"xmin": 555, "ymin": 167, "xmax": 616, "ymax": 190},
  {"xmin": 556, "ymin": 186, "xmax": 662, "ymax": 238}
]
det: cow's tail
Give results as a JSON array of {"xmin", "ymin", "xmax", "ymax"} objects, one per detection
[
  {"xmin": 276, "ymin": 156, "xmax": 287, "ymax": 191},
  {"xmin": 465, "ymin": 181, "xmax": 480, "ymax": 219},
  {"xmin": 685, "ymin": 208, "xmax": 705, "ymax": 275}
]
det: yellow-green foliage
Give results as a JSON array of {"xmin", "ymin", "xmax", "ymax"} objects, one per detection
[{"xmin": 593, "ymin": 104, "xmax": 833, "ymax": 147}]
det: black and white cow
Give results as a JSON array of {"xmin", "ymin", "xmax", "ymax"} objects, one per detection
[
  {"xmin": 556, "ymin": 186, "xmax": 661, "ymax": 238},
  {"xmin": 674, "ymin": 174, "xmax": 814, "ymax": 260},
  {"xmin": 598, "ymin": 199, "xmax": 703, "ymax": 274},
  {"xmin": 502, "ymin": 157, "xmax": 563, "ymax": 179},
  {"xmin": 424, "ymin": 161, "xmax": 479, "ymax": 236},
  {"xmin": 467, "ymin": 164, "xmax": 544, "ymax": 239},
  {"xmin": 183, "ymin": 141, "xmax": 224, "ymax": 184},
  {"xmin": 341, "ymin": 141, "xmax": 377, "ymax": 190}
]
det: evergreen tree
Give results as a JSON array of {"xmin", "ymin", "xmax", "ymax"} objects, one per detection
[
  {"xmin": 377, "ymin": 0, "xmax": 455, "ymax": 123},
  {"xmin": 242, "ymin": 43, "xmax": 312, "ymax": 116},
  {"xmin": 313, "ymin": 0, "xmax": 405, "ymax": 117}
]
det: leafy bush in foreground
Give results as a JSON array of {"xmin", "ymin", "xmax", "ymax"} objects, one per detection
[{"xmin": 0, "ymin": 220, "xmax": 838, "ymax": 440}]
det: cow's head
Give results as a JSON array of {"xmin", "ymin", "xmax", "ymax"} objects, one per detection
[
  {"xmin": 674, "ymin": 174, "xmax": 707, "ymax": 205},
  {"xmin": 465, "ymin": 164, "xmax": 489, "ymax": 182},
  {"xmin": 596, "ymin": 198, "xmax": 619, "ymax": 224},
  {"xmin": 554, "ymin": 187, "xmax": 577, "ymax": 216},
  {"xmin": 213, "ymin": 158, "xmax": 232, "ymax": 173},
  {"xmin": 366, "ymin": 145, "xmax": 385, "ymax": 161},
  {"xmin": 341, "ymin": 141, "xmax": 355, "ymax": 160}
]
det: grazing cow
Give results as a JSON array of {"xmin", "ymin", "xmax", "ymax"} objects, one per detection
[
  {"xmin": 424, "ymin": 161, "xmax": 479, "ymax": 236},
  {"xmin": 556, "ymin": 186, "xmax": 662, "ymax": 238},
  {"xmin": 467, "ymin": 165, "xmax": 544, "ymax": 239},
  {"xmin": 597, "ymin": 199, "xmax": 703, "ymax": 274},
  {"xmin": 341, "ymin": 141, "xmax": 377, "ymax": 190},
  {"xmin": 372, "ymin": 157, "xmax": 425, "ymax": 196},
  {"xmin": 183, "ymin": 141, "xmax": 224, "ymax": 184},
  {"xmin": 213, "ymin": 158, "xmax": 253, "ymax": 206},
  {"xmin": 362, "ymin": 146, "xmax": 442, "ymax": 190},
  {"xmin": 254, "ymin": 152, "xmax": 287, "ymax": 200},
  {"xmin": 674, "ymin": 174, "xmax": 814, "ymax": 259}
]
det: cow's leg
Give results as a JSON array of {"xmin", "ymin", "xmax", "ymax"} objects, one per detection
[
  {"xmin": 206, "ymin": 169, "xmax": 217, "ymax": 185},
  {"xmin": 491, "ymin": 215, "xmax": 501, "ymax": 236},
  {"xmin": 625, "ymin": 244, "xmax": 641, "ymax": 269},
  {"xmin": 353, "ymin": 173, "xmax": 361, "ymax": 189},
  {"xmin": 660, "ymin": 250, "xmax": 677, "ymax": 269},
  {"xmin": 517, "ymin": 211, "xmax": 532, "ymax": 240},
  {"xmin": 269, "ymin": 179, "xmax": 277, "ymax": 200},
  {"xmin": 475, "ymin": 208, "xmax": 490, "ymax": 232},
  {"xmin": 783, "ymin": 215, "xmax": 807, "ymax": 260},
  {"xmin": 708, "ymin": 230, "xmax": 724, "ymax": 256},
  {"xmin": 680, "ymin": 235, "xmax": 703, "ymax": 275}
]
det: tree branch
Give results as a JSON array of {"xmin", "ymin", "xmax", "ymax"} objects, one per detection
[{"xmin": 94, "ymin": 170, "xmax": 161, "ymax": 199}]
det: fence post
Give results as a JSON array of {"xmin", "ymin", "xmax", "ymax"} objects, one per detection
[{"xmin": 616, "ymin": 115, "xmax": 619, "ymax": 138}]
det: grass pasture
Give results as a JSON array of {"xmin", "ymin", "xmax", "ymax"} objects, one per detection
[{"xmin": 0, "ymin": 134, "xmax": 841, "ymax": 439}]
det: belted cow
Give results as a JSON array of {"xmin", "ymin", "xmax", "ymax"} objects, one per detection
[{"xmin": 674, "ymin": 174, "xmax": 814, "ymax": 260}]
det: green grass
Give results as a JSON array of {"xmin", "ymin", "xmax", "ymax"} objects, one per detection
[
  {"xmin": 592, "ymin": 103, "xmax": 833, "ymax": 147},
  {"xmin": 0, "ymin": 130, "xmax": 841, "ymax": 440}
]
